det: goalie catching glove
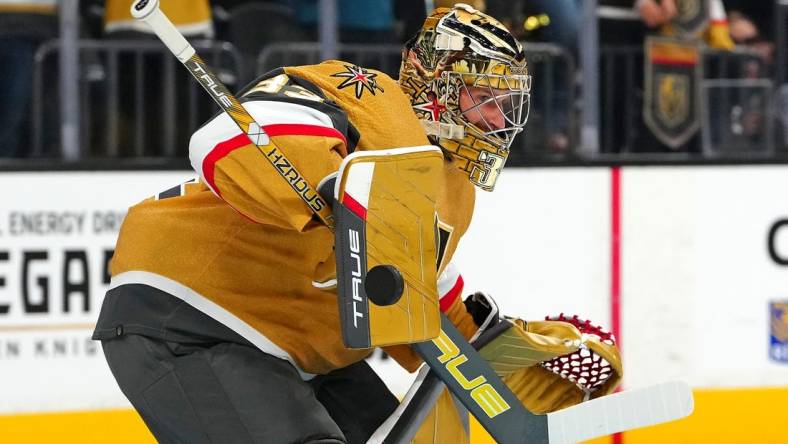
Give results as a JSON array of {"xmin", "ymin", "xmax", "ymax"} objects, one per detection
[{"xmin": 465, "ymin": 293, "xmax": 623, "ymax": 414}]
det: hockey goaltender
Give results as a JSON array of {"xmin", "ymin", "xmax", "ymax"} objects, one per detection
[{"xmin": 92, "ymin": 4, "xmax": 622, "ymax": 443}]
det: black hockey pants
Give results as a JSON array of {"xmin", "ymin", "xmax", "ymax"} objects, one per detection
[{"xmin": 101, "ymin": 334, "xmax": 398, "ymax": 444}]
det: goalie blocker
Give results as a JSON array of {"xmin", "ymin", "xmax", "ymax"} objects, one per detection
[{"xmin": 332, "ymin": 146, "xmax": 445, "ymax": 349}]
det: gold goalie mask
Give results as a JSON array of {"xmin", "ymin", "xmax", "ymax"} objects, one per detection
[{"xmin": 399, "ymin": 4, "xmax": 531, "ymax": 191}]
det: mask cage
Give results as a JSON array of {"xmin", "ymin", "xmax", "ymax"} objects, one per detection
[{"xmin": 442, "ymin": 71, "xmax": 531, "ymax": 151}]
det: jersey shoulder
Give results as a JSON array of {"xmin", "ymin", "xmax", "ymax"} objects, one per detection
[
  {"xmin": 282, "ymin": 61, "xmax": 429, "ymax": 150},
  {"xmin": 235, "ymin": 67, "xmax": 361, "ymax": 152}
]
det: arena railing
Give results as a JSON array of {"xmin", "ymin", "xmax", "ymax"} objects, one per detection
[
  {"xmin": 256, "ymin": 41, "xmax": 577, "ymax": 166},
  {"xmin": 23, "ymin": 39, "xmax": 787, "ymax": 166},
  {"xmin": 30, "ymin": 39, "xmax": 244, "ymax": 160},
  {"xmin": 257, "ymin": 42, "xmax": 404, "ymax": 80}
]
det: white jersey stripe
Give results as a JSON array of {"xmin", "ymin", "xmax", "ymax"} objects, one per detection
[
  {"xmin": 109, "ymin": 270, "xmax": 315, "ymax": 380},
  {"xmin": 189, "ymin": 100, "xmax": 338, "ymax": 195}
]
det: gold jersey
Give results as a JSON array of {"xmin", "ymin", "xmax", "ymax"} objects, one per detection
[
  {"xmin": 104, "ymin": 61, "xmax": 476, "ymax": 376},
  {"xmin": 104, "ymin": 0, "xmax": 213, "ymax": 36},
  {"xmin": 0, "ymin": 0, "xmax": 55, "ymax": 14}
]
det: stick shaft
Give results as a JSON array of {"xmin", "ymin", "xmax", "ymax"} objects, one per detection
[
  {"xmin": 381, "ymin": 365, "xmax": 693, "ymax": 444},
  {"xmin": 132, "ymin": 2, "xmax": 335, "ymax": 228},
  {"xmin": 412, "ymin": 314, "xmax": 547, "ymax": 443}
]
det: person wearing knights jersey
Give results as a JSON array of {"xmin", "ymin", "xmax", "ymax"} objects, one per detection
[
  {"xmin": 93, "ymin": 4, "xmax": 621, "ymax": 443},
  {"xmin": 96, "ymin": 0, "xmax": 216, "ymax": 157},
  {"xmin": 103, "ymin": 0, "xmax": 213, "ymax": 38},
  {"xmin": 598, "ymin": 0, "xmax": 733, "ymax": 49}
]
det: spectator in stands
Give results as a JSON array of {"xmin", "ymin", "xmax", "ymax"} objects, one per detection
[
  {"xmin": 98, "ymin": 0, "xmax": 215, "ymax": 157},
  {"xmin": 394, "ymin": 0, "xmax": 427, "ymax": 43},
  {"xmin": 639, "ymin": 0, "xmax": 677, "ymax": 28},
  {"xmin": 597, "ymin": 0, "xmax": 676, "ymax": 46},
  {"xmin": 597, "ymin": 0, "xmax": 737, "ymax": 153},
  {"xmin": 724, "ymin": 1, "xmax": 773, "ymax": 43},
  {"xmin": 716, "ymin": 2, "xmax": 776, "ymax": 148},
  {"xmin": 523, "ymin": 0, "xmax": 581, "ymax": 153},
  {"xmin": 0, "ymin": 0, "xmax": 58, "ymax": 158},
  {"xmin": 598, "ymin": 0, "xmax": 679, "ymax": 153},
  {"xmin": 292, "ymin": 0, "xmax": 397, "ymax": 44},
  {"xmin": 598, "ymin": 0, "xmax": 734, "ymax": 48},
  {"xmin": 212, "ymin": 1, "xmax": 304, "ymax": 65},
  {"xmin": 724, "ymin": 1, "xmax": 775, "ymax": 66},
  {"xmin": 490, "ymin": 0, "xmax": 580, "ymax": 49},
  {"xmin": 484, "ymin": 0, "xmax": 581, "ymax": 154},
  {"xmin": 103, "ymin": 0, "xmax": 214, "ymax": 38}
]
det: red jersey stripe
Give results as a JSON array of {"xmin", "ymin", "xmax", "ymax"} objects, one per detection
[
  {"xmin": 202, "ymin": 124, "xmax": 347, "ymax": 194},
  {"xmin": 203, "ymin": 133, "xmax": 248, "ymax": 196}
]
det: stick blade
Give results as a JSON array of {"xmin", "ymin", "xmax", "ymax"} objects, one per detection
[{"xmin": 547, "ymin": 380, "xmax": 694, "ymax": 444}]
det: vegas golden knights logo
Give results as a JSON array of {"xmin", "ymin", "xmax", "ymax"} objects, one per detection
[
  {"xmin": 673, "ymin": 0, "xmax": 709, "ymax": 36},
  {"xmin": 644, "ymin": 37, "xmax": 701, "ymax": 149},
  {"xmin": 657, "ymin": 74, "xmax": 689, "ymax": 128}
]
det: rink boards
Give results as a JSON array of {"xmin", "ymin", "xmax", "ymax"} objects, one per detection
[{"xmin": 0, "ymin": 167, "xmax": 786, "ymax": 443}]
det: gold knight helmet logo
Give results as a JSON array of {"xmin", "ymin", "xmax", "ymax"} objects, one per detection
[{"xmin": 657, "ymin": 74, "xmax": 689, "ymax": 128}]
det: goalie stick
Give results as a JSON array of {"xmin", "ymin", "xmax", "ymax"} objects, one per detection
[
  {"xmin": 370, "ymin": 317, "xmax": 694, "ymax": 444},
  {"xmin": 371, "ymin": 375, "xmax": 694, "ymax": 444},
  {"xmin": 130, "ymin": 0, "xmax": 335, "ymax": 229}
]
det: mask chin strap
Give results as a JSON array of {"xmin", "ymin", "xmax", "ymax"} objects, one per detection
[{"xmin": 420, "ymin": 120, "xmax": 465, "ymax": 140}]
